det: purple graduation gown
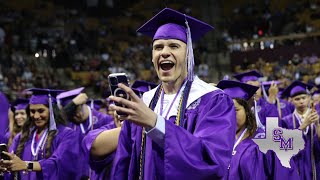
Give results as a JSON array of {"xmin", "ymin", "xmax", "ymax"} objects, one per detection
[
  {"xmin": 0, "ymin": 91, "xmax": 9, "ymax": 138},
  {"xmin": 70, "ymin": 108, "xmax": 114, "ymax": 178},
  {"xmin": 2, "ymin": 132, "xmax": 10, "ymax": 145},
  {"xmin": 316, "ymin": 104, "xmax": 320, "ymax": 115},
  {"xmin": 7, "ymin": 125, "xmax": 82, "ymax": 180},
  {"xmin": 257, "ymin": 98, "xmax": 279, "ymax": 126},
  {"xmin": 82, "ymin": 122, "xmax": 117, "ymax": 180},
  {"xmin": 111, "ymin": 89, "xmax": 237, "ymax": 179},
  {"xmin": 281, "ymin": 114, "xmax": 320, "ymax": 180},
  {"xmin": 0, "ymin": 134, "xmax": 5, "ymax": 144},
  {"xmin": 263, "ymin": 150, "xmax": 300, "ymax": 180},
  {"xmin": 278, "ymin": 99, "xmax": 295, "ymax": 118},
  {"xmin": 226, "ymin": 138, "xmax": 266, "ymax": 179}
]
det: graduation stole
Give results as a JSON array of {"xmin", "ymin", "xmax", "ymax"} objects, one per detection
[
  {"xmin": 292, "ymin": 111, "xmax": 317, "ymax": 179},
  {"xmin": 138, "ymin": 80, "xmax": 192, "ymax": 180}
]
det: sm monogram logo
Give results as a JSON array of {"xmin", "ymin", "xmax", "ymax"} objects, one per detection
[{"xmin": 272, "ymin": 128, "xmax": 293, "ymax": 151}]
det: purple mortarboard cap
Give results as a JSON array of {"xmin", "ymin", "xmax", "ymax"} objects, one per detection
[
  {"xmin": 56, "ymin": 87, "xmax": 85, "ymax": 107},
  {"xmin": 87, "ymin": 99, "xmax": 103, "ymax": 111},
  {"xmin": 14, "ymin": 98, "xmax": 29, "ymax": 110},
  {"xmin": 137, "ymin": 8, "xmax": 214, "ymax": 81},
  {"xmin": 26, "ymin": 88, "xmax": 65, "ymax": 130},
  {"xmin": 137, "ymin": 8, "xmax": 214, "ymax": 42},
  {"xmin": 281, "ymin": 81, "xmax": 313, "ymax": 98},
  {"xmin": 217, "ymin": 80, "xmax": 259, "ymax": 101},
  {"xmin": 27, "ymin": 88, "xmax": 65, "ymax": 105},
  {"xmin": 131, "ymin": 80, "xmax": 157, "ymax": 97},
  {"xmin": 233, "ymin": 70, "xmax": 263, "ymax": 83}
]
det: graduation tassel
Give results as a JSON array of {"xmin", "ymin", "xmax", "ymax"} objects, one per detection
[
  {"xmin": 184, "ymin": 16, "xmax": 194, "ymax": 82},
  {"xmin": 90, "ymin": 99, "xmax": 94, "ymax": 109},
  {"xmin": 253, "ymin": 97, "xmax": 265, "ymax": 130},
  {"xmin": 261, "ymin": 83, "xmax": 269, "ymax": 100},
  {"xmin": 57, "ymin": 99, "xmax": 62, "ymax": 110},
  {"xmin": 48, "ymin": 93, "xmax": 57, "ymax": 131}
]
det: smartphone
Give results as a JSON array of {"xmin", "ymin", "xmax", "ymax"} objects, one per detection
[
  {"xmin": 108, "ymin": 73, "xmax": 130, "ymax": 116},
  {"xmin": 0, "ymin": 143, "xmax": 10, "ymax": 160}
]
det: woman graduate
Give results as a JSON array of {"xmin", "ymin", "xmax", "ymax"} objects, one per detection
[
  {"xmin": 0, "ymin": 88, "xmax": 82, "ymax": 180},
  {"xmin": 7, "ymin": 99, "xmax": 29, "ymax": 148},
  {"xmin": 280, "ymin": 81, "xmax": 320, "ymax": 180},
  {"xmin": 109, "ymin": 8, "xmax": 236, "ymax": 179},
  {"xmin": 217, "ymin": 80, "xmax": 265, "ymax": 179}
]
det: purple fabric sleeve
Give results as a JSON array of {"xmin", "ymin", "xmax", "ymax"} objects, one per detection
[
  {"xmin": 110, "ymin": 121, "xmax": 133, "ymax": 180},
  {"xmin": 38, "ymin": 127, "xmax": 81, "ymax": 180},
  {"xmin": 8, "ymin": 133, "xmax": 21, "ymax": 153},
  {"xmin": 82, "ymin": 122, "xmax": 117, "ymax": 180},
  {"xmin": 164, "ymin": 92, "xmax": 236, "ymax": 179}
]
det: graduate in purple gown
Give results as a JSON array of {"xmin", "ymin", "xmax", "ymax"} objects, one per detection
[
  {"xmin": 0, "ymin": 88, "xmax": 82, "ymax": 180},
  {"xmin": 7, "ymin": 99, "xmax": 29, "ymax": 148},
  {"xmin": 57, "ymin": 87, "xmax": 114, "ymax": 179},
  {"xmin": 280, "ymin": 81, "xmax": 320, "ymax": 180},
  {"xmin": 108, "ymin": 8, "xmax": 236, "ymax": 179},
  {"xmin": 217, "ymin": 80, "xmax": 266, "ymax": 179}
]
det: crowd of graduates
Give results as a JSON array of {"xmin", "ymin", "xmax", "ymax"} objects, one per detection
[{"xmin": 0, "ymin": 6, "xmax": 319, "ymax": 180}]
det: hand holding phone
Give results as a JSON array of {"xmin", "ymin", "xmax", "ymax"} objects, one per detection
[
  {"xmin": 108, "ymin": 73, "xmax": 130, "ymax": 116},
  {"xmin": 0, "ymin": 144, "xmax": 10, "ymax": 160}
]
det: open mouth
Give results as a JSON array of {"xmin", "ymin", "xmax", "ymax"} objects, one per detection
[{"xmin": 159, "ymin": 60, "xmax": 175, "ymax": 71}]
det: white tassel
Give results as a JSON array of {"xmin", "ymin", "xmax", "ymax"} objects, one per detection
[
  {"xmin": 48, "ymin": 93, "xmax": 57, "ymax": 131},
  {"xmin": 185, "ymin": 18, "xmax": 194, "ymax": 82},
  {"xmin": 254, "ymin": 97, "xmax": 265, "ymax": 130},
  {"xmin": 90, "ymin": 99, "xmax": 94, "ymax": 109},
  {"xmin": 261, "ymin": 83, "xmax": 268, "ymax": 100}
]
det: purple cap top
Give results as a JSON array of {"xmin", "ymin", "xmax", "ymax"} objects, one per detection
[
  {"xmin": 281, "ymin": 81, "xmax": 313, "ymax": 98},
  {"xmin": 56, "ymin": 87, "xmax": 85, "ymax": 107},
  {"xmin": 217, "ymin": 80, "xmax": 259, "ymax": 101},
  {"xmin": 131, "ymin": 80, "xmax": 157, "ymax": 96},
  {"xmin": 137, "ymin": 8, "xmax": 214, "ymax": 43},
  {"xmin": 26, "ymin": 88, "xmax": 65, "ymax": 105},
  {"xmin": 233, "ymin": 70, "xmax": 263, "ymax": 83},
  {"xmin": 14, "ymin": 98, "xmax": 29, "ymax": 110}
]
